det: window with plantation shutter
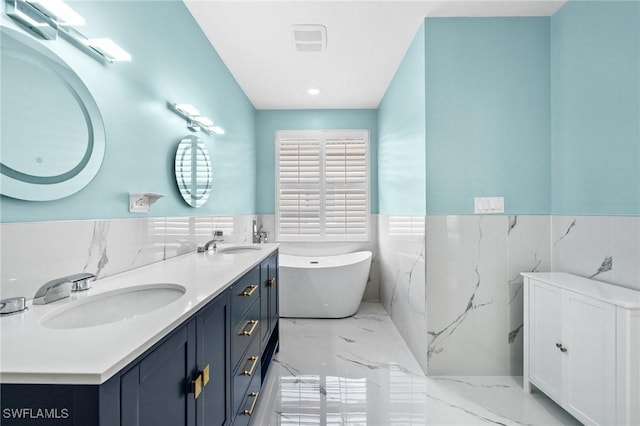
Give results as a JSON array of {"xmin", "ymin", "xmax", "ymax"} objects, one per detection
[{"xmin": 276, "ymin": 130, "xmax": 369, "ymax": 242}]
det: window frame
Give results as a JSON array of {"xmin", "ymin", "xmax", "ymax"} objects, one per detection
[{"xmin": 275, "ymin": 129, "xmax": 370, "ymax": 243}]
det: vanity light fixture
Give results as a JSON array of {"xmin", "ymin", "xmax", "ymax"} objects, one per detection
[
  {"xmin": 5, "ymin": 0, "xmax": 131, "ymax": 63},
  {"xmin": 86, "ymin": 38, "xmax": 132, "ymax": 62},
  {"xmin": 167, "ymin": 102, "xmax": 225, "ymax": 136},
  {"xmin": 30, "ymin": 0, "xmax": 85, "ymax": 26},
  {"xmin": 5, "ymin": 0, "xmax": 57, "ymax": 39}
]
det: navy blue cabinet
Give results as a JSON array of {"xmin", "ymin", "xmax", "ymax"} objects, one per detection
[
  {"xmin": 0, "ymin": 253, "xmax": 278, "ymax": 426},
  {"xmin": 121, "ymin": 290, "xmax": 230, "ymax": 426},
  {"xmin": 121, "ymin": 321, "xmax": 197, "ymax": 426},
  {"xmin": 260, "ymin": 251, "xmax": 279, "ymax": 381},
  {"xmin": 196, "ymin": 292, "xmax": 231, "ymax": 426}
]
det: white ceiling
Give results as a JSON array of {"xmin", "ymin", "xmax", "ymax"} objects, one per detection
[{"xmin": 185, "ymin": 1, "xmax": 565, "ymax": 110}]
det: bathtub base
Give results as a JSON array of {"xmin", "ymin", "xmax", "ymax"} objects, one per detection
[{"xmin": 279, "ymin": 251, "xmax": 372, "ymax": 319}]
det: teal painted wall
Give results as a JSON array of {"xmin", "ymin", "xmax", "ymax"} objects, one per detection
[
  {"xmin": 378, "ymin": 23, "xmax": 426, "ymax": 216},
  {"xmin": 255, "ymin": 109, "xmax": 378, "ymax": 214},
  {"xmin": 425, "ymin": 17, "xmax": 551, "ymax": 215},
  {"xmin": 0, "ymin": 0, "xmax": 256, "ymax": 223},
  {"xmin": 551, "ymin": 1, "xmax": 640, "ymax": 216}
]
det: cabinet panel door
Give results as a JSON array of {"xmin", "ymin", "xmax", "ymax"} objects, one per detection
[
  {"xmin": 261, "ymin": 252, "xmax": 278, "ymax": 348},
  {"xmin": 564, "ymin": 292, "xmax": 616, "ymax": 426},
  {"xmin": 121, "ymin": 323, "xmax": 196, "ymax": 426},
  {"xmin": 197, "ymin": 291, "xmax": 231, "ymax": 426},
  {"xmin": 268, "ymin": 253, "xmax": 279, "ymax": 331},
  {"xmin": 529, "ymin": 282, "xmax": 563, "ymax": 401}
]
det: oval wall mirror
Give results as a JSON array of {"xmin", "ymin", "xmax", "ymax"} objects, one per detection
[
  {"xmin": 175, "ymin": 135, "xmax": 212, "ymax": 208},
  {"xmin": 0, "ymin": 27, "xmax": 106, "ymax": 201}
]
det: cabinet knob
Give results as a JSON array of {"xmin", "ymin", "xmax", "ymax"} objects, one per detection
[
  {"xmin": 191, "ymin": 374, "xmax": 203, "ymax": 399},
  {"xmin": 240, "ymin": 319, "xmax": 259, "ymax": 336},
  {"xmin": 268, "ymin": 278, "xmax": 276, "ymax": 287},
  {"xmin": 241, "ymin": 356, "xmax": 259, "ymax": 376},
  {"xmin": 241, "ymin": 284, "xmax": 258, "ymax": 297},
  {"xmin": 243, "ymin": 392, "xmax": 259, "ymax": 416},
  {"xmin": 202, "ymin": 364, "xmax": 210, "ymax": 386}
]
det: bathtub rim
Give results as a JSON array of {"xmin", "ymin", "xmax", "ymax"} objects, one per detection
[{"xmin": 279, "ymin": 250, "xmax": 372, "ymax": 269}]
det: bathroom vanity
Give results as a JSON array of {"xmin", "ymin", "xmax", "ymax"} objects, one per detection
[
  {"xmin": 0, "ymin": 245, "xmax": 279, "ymax": 426},
  {"xmin": 522, "ymin": 272, "xmax": 640, "ymax": 426}
]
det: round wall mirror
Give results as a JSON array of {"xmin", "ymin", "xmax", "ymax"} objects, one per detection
[
  {"xmin": 0, "ymin": 27, "xmax": 106, "ymax": 201},
  {"xmin": 174, "ymin": 135, "xmax": 212, "ymax": 208}
]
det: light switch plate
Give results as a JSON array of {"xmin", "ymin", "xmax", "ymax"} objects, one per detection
[{"xmin": 474, "ymin": 197, "xmax": 504, "ymax": 214}]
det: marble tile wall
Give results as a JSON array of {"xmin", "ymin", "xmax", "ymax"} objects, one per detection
[
  {"xmin": 424, "ymin": 215, "xmax": 550, "ymax": 376},
  {"xmin": 256, "ymin": 214, "xmax": 380, "ymax": 301},
  {"xmin": 0, "ymin": 215, "xmax": 257, "ymax": 300},
  {"xmin": 378, "ymin": 215, "xmax": 427, "ymax": 373},
  {"xmin": 376, "ymin": 214, "xmax": 639, "ymax": 377},
  {"xmin": 551, "ymin": 216, "xmax": 640, "ymax": 291}
]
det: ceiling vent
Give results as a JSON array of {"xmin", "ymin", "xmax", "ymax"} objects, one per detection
[{"xmin": 291, "ymin": 24, "xmax": 327, "ymax": 52}]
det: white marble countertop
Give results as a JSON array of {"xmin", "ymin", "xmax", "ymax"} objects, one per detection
[
  {"xmin": 522, "ymin": 272, "xmax": 640, "ymax": 309},
  {"xmin": 0, "ymin": 243, "xmax": 279, "ymax": 385}
]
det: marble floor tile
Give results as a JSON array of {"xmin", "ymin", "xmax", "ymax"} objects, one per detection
[{"xmin": 251, "ymin": 303, "xmax": 579, "ymax": 426}]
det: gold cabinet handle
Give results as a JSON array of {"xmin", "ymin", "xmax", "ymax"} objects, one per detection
[
  {"xmin": 240, "ymin": 319, "xmax": 259, "ymax": 336},
  {"xmin": 202, "ymin": 364, "xmax": 210, "ymax": 386},
  {"xmin": 241, "ymin": 284, "xmax": 258, "ymax": 297},
  {"xmin": 241, "ymin": 356, "xmax": 259, "ymax": 376},
  {"xmin": 243, "ymin": 392, "xmax": 259, "ymax": 416},
  {"xmin": 191, "ymin": 374, "xmax": 203, "ymax": 399},
  {"xmin": 268, "ymin": 278, "xmax": 276, "ymax": 287}
]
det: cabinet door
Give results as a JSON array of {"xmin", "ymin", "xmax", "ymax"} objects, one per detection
[
  {"xmin": 268, "ymin": 253, "xmax": 279, "ymax": 331},
  {"xmin": 563, "ymin": 291, "xmax": 616, "ymax": 426},
  {"xmin": 260, "ymin": 253, "xmax": 278, "ymax": 348},
  {"xmin": 197, "ymin": 291, "xmax": 231, "ymax": 426},
  {"xmin": 121, "ymin": 322, "xmax": 197, "ymax": 426},
  {"xmin": 529, "ymin": 282, "xmax": 563, "ymax": 401}
]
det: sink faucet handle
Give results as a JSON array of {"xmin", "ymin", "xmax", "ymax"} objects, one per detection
[{"xmin": 68, "ymin": 272, "xmax": 95, "ymax": 292}]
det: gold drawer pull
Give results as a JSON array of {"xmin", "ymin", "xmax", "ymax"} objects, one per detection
[
  {"xmin": 243, "ymin": 392, "xmax": 259, "ymax": 416},
  {"xmin": 192, "ymin": 374, "xmax": 203, "ymax": 399},
  {"xmin": 241, "ymin": 284, "xmax": 258, "ymax": 297},
  {"xmin": 203, "ymin": 364, "xmax": 210, "ymax": 386},
  {"xmin": 240, "ymin": 319, "xmax": 259, "ymax": 336},
  {"xmin": 241, "ymin": 356, "xmax": 259, "ymax": 376},
  {"xmin": 268, "ymin": 278, "xmax": 276, "ymax": 287}
]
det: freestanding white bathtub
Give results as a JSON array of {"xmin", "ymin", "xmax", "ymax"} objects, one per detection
[{"xmin": 279, "ymin": 251, "xmax": 372, "ymax": 318}]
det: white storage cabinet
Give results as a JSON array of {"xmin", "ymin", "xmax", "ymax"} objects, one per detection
[{"xmin": 522, "ymin": 273, "xmax": 640, "ymax": 426}]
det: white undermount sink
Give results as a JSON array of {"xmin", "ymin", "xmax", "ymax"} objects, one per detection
[
  {"xmin": 216, "ymin": 245, "xmax": 262, "ymax": 254},
  {"xmin": 41, "ymin": 284, "xmax": 186, "ymax": 330}
]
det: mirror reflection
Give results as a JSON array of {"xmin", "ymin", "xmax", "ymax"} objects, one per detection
[
  {"xmin": 0, "ymin": 27, "xmax": 106, "ymax": 201},
  {"xmin": 174, "ymin": 135, "xmax": 212, "ymax": 208}
]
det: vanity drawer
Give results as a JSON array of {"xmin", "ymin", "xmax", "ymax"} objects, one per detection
[
  {"xmin": 231, "ymin": 299, "xmax": 261, "ymax": 371},
  {"xmin": 234, "ymin": 377, "xmax": 261, "ymax": 426},
  {"xmin": 232, "ymin": 335, "xmax": 261, "ymax": 417},
  {"xmin": 230, "ymin": 266, "xmax": 260, "ymax": 327}
]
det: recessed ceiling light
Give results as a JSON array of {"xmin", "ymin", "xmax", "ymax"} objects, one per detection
[{"xmin": 308, "ymin": 88, "xmax": 321, "ymax": 96}]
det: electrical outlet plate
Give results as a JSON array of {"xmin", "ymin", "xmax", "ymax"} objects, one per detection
[
  {"xmin": 474, "ymin": 197, "xmax": 504, "ymax": 214},
  {"xmin": 129, "ymin": 193, "xmax": 165, "ymax": 213}
]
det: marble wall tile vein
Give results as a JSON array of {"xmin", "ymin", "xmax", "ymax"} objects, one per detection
[
  {"xmin": 0, "ymin": 215, "xmax": 257, "ymax": 300},
  {"xmin": 425, "ymin": 215, "xmax": 551, "ymax": 376},
  {"xmin": 551, "ymin": 216, "xmax": 640, "ymax": 290},
  {"xmin": 378, "ymin": 214, "xmax": 427, "ymax": 373}
]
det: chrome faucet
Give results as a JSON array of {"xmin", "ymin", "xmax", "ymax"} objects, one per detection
[
  {"xmin": 33, "ymin": 272, "xmax": 95, "ymax": 305},
  {"xmin": 198, "ymin": 230, "xmax": 224, "ymax": 253}
]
